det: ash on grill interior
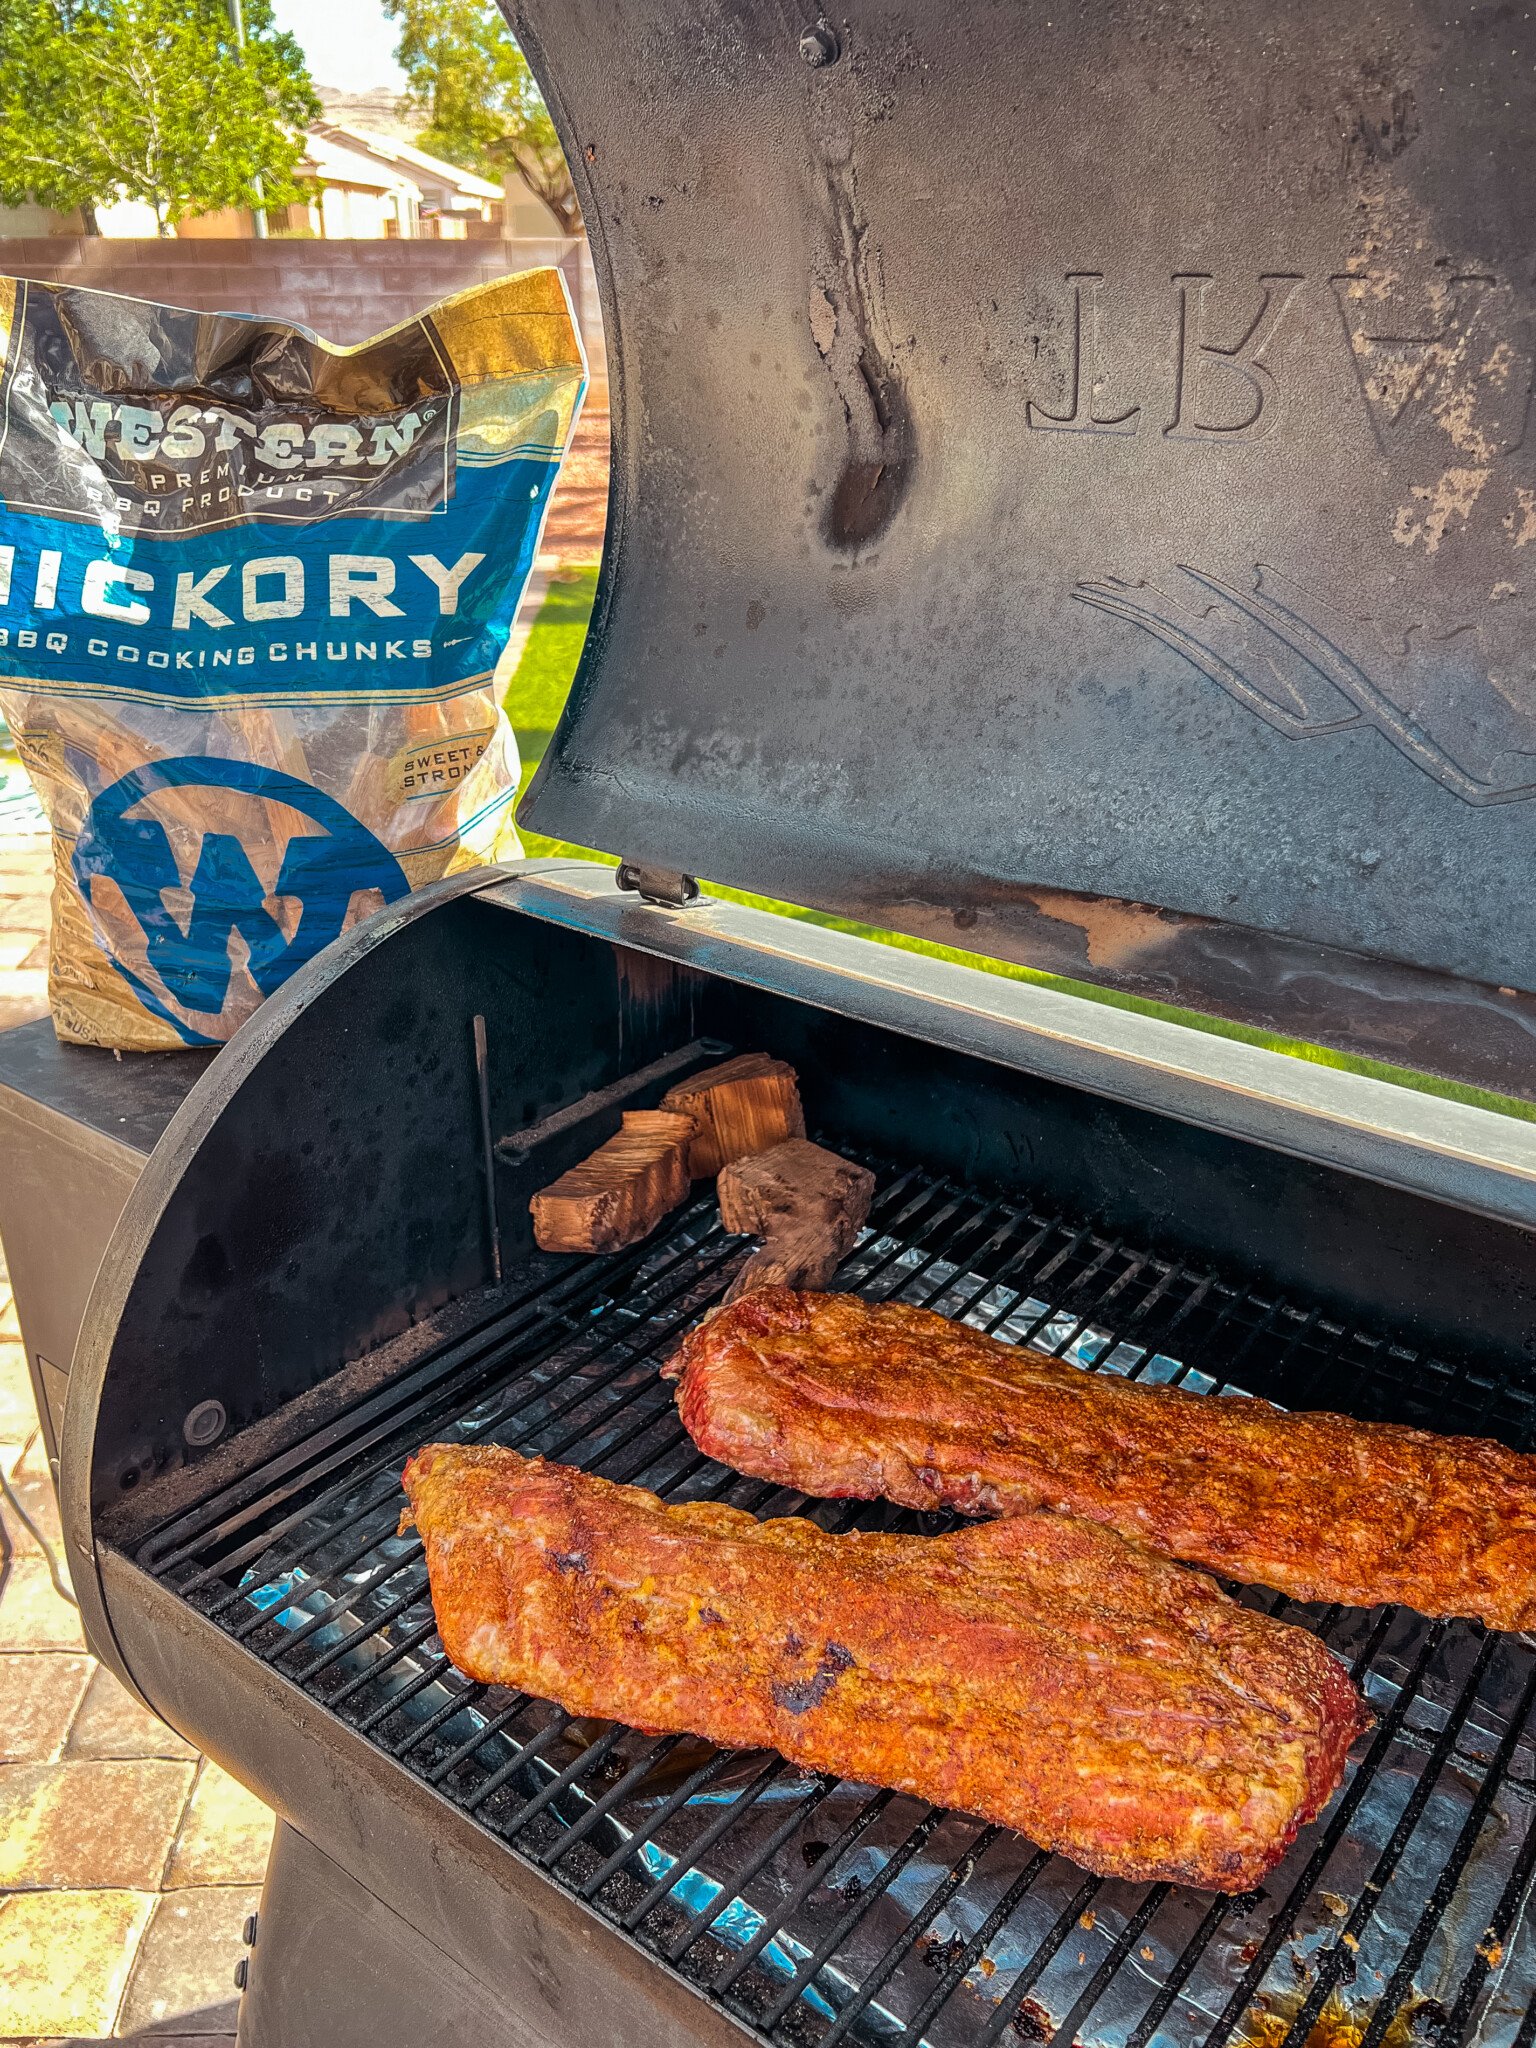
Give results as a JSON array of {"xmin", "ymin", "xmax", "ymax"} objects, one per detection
[{"xmin": 135, "ymin": 1162, "xmax": 1536, "ymax": 2048}]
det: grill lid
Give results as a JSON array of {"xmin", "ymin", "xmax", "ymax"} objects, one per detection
[{"xmin": 515, "ymin": 0, "xmax": 1536, "ymax": 1091}]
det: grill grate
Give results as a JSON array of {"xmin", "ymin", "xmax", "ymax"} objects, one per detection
[{"xmin": 134, "ymin": 1162, "xmax": 1536, "ymax": 2048}]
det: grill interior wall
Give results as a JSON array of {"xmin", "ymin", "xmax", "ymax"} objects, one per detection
[{"xmin": 82, "ymin": 902, "xmax": 1536, "ymax": 1522}]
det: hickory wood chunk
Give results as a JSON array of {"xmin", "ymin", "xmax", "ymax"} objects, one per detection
[
  {"xmin": 660, "ymin": 1052, "xmax": 805, "ymax": 1178},
  {"xmin": 727, "ymin": 1220, "xmax": 859, "ymax": 1297},
  {"xmin": 531, "ymin": 1109, "xmax": 695, "ymax": 1254},
  {"xmin": 718, "ymin": 1137, "xmax": 875, "ymax": 1301}
]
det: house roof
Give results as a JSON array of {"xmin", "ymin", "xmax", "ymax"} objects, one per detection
[
  {"xmin": 300, "ymin": 128, "xmax": 420, "ymax": 195},
  {"xmin": 317, "ymin": 124, "xmax": 503, "ymax": 204}
]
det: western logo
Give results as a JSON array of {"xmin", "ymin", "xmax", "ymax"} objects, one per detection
[
  {"xmin": 73, "ymin": 758, "xmax": 412, "ymax": 1044},
  {"xmin": 47, "ymin": 397, "xmax": 433, "ymax": 474}
]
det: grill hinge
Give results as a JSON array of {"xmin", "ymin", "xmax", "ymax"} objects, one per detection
[{"xmin": 615, "ymin": 861, "xmax": 701, "ymax": 908}]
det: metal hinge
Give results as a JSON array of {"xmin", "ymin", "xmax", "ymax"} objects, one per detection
[{"xmin": 615, "ymin": 861, "xmax": 701, "ymax": 908}]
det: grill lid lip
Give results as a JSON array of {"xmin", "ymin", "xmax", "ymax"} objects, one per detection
[
  {"xmin": 484, "ymin": 869, "xmax": 1536, "ymax": 1234},
  {"xmin": 513, "ymin": 0, "xmax": 1536, "ymax": 1092}
]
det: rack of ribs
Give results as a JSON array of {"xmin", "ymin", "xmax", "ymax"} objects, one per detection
[
  {"xmin": 402, "ymin": 1444, "xmax": 1367, "ymax": 1892},
  {"xmin": 665, "ymin": 1288, "xmax": 1536, "ymax": 1630}
]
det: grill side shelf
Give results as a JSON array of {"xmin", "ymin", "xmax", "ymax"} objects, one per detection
[{"xmin": 133, "ymin": 1162, "xmax": 1536, "ymax": 2048}]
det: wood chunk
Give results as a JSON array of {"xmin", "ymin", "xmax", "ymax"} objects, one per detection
[
  {"xmin": 718, "ymin": 1138, "xmax": 875, "ymax": 1302},
  {"xmin": 726, "ymin": 1222, "xmax": 857, "ymax": 1299},
  {"xmin": 661, "ymin": 1052, "xmax": 805, "ymax": 1178},
  {"xmin": 531, "ymin": 1109, "xmax": 695, "ymax": 1254}
]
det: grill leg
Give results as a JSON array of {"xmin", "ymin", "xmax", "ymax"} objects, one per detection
[{"xmin": 237, "ymin": 1821, "xmax": 514, "ymax": 2048}]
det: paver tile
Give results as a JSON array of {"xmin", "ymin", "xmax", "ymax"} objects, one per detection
[
  {"xmin": 0, "ymin": 1333, "xmax": 37, "ymax": 1441},
  {"xmin": 4, "ymin": 1438, "xmax": 63, "ymax": 1553},
  {"xmin": 0, "ymin": 2027, "xmax": 236, "ymax": 2041},
  {"xmin": 0, "ymin": 967, "xmax": 49, "ymax": 1003},
  {"xmin": 0, "ymin": 1758, "xmax": 196, "ymax": 1889},
  {"xmin": 0, "ymin": 1290, "xmax": 21, "ymax": 1336},
  {"xmin": 117, "ymin": 1886, "xmax": 259, "ymax": 2036},
  {"xmin": 164, "ymin": 1763, "xmax": 274, "ymax": 1888},
  {"xmin": 0, "ymin": 1554, "xmax": 88, "ymax": 1651},
  {"xmin": 68, "ymin": 1666, "xmax": 197, "ymax": 1763},
  {"xmin": 0, "ymin": 1652, "xmax": 94, "ymax": 1762},
  {"xmin": 0, "ymin": 1888, "xmax": 153, "ymax": 2038},
  {"xmin": 0, "ymin": 893, "xmax": 51, "ymax": 930}
]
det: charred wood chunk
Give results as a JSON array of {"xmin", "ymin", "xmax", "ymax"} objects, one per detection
[
  {"xmin": 718, "ymin": 1137, "xmax": 875, "ymax": 1300},
  {"xmin": 660, "ymin": 1051, "xmax": 805, "ymax": 1178},
  {"xmin": 530, "ymin": 1109, "xmax": 695, "ymax": 1253}
]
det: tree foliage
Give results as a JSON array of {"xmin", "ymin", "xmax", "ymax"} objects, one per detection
[
  {"xmin": 0, "ymin": 0, "xmax": 318, "ymax": 234},
  {"xmin": 383, "ymin": 0, "xmax": 579, "ymax": 234}
]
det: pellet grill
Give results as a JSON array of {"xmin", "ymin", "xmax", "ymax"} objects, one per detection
[{"xmin": 3, "ymin": 1, "xmax": 1536, "ymax": 2043}]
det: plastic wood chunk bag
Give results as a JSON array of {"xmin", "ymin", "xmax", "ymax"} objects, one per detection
[{"xmin": 0, "ymin": 269, "xmax": 586, "ymax": 1048}]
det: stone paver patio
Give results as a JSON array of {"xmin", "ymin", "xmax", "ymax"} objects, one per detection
[{"xmin": 0, "ymin": 1235, "xmax": 274, "ymax": 2045}]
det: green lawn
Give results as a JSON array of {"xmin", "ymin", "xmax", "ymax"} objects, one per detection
[{"xmin": 519, "ymin": 567, "xmax": 1526, "ymax": 1128}]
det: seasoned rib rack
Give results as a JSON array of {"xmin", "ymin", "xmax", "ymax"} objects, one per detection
[
  {"xmin": 132, "ymin": 1161, "xmax": 1536, "ymax": 2048},
  {"xmin": 667, "ymin": 1288, "xmax": 1536, "ymax": 1628}
]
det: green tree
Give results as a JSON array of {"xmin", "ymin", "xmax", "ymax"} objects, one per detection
[
  {"xmin": 383, "ymin": 0, "xmax": 580, "ymax": 234},
  {"xmin": 0, "ymin": 0, "xmax": 317, "ymax": 235}
]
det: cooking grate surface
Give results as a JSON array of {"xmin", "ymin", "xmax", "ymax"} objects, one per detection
[{"xmin": 133, "ymin": 1162, "xmax": 1536, "ymax": 2048}]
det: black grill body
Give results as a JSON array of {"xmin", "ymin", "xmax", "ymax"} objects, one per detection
[{"xmin": 55, "ymin": 869, "xmax": 1536, "ymax": 2048}]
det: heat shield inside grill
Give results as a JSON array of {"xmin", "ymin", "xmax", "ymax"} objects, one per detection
[{"xmin": 130, "ymin": 1162, "xmax": 1536, "ymax": 2048}]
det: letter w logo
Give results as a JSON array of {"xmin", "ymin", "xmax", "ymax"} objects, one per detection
[{"xmin": 73, "ymin": 758, "xmax": 410, "ymax": 1043}]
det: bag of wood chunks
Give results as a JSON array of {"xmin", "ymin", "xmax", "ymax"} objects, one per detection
[{"xmin": 0, "ymin": 268, "xmax": 585, "ymax": 1047}]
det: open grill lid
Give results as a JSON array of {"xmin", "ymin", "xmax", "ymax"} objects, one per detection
[{"xmin": 513, "ymin": 0, "xmax": 1536, "ymax": 1097}]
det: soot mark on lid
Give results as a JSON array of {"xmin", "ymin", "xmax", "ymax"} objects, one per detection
[{"xmin": 808, "ymin": 143, "xmax": 915, "ymax": 552}]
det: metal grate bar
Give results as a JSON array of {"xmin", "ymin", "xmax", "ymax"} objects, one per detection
[
  {"xmin": 815, "ymin": 1826, "xmax": 1004, "ymax": 2048},
  {"xmin": 1356, "ymin": 1653, "xmax": 1536, "ymax": 2048},
  {"xmin": 1047, "ymin": 1883, "xmax": 1172, "ymax": 2048},
  {"xmin": 1436, "ymin": 1796, "xmax": 1536, "ymax": 2044},
  {"xmin": 666, "ymin": 1778, "xmax": 868, "ymax": 1966},
  {"xmin": 755, "ymin": 1809, "xmax": 950, "ymax": 2027},
  {"xmin": 571, "ymin": 1744, "xmax": 741, "ymax": 1890},
  {"xmin": 498, "ymin": 1720, "xmax": 630, "ymax": 1838},
  {"xmin": 208, "ymin": 1213, "xmax": 749, "ymax": 1611},
  {"xmin": 893, "ymin": 1849, "xmax": 1055, "ymax": 2047},
  {"xmin": 462, "ymin": 1706, "xmax": 571, "ymax": 1814},
  {"xmin": 538, "ymin": 1733, "xmax": 692, "ymax": 1868},
  {"xmin": 421, "ymin": 1689, "xmax": 531, "ymax": 1781},
  {"xmin": 148, "ymin": 1209, "xmax": 729, "ymax": 1577},
  {"xmin": 1207, "ymin": 1630, "xmax": 1501, "ymax": 2048},
  {"xmin": 347, "ymin": 1639, "xmax": 448, "ymax": 1726},
  {"xmin": 619, "ymin": 1754, "xmax": 791, "ymax": 1932},
  {"xmin": 976, "ymin": 1871, "xmax": 1103, "ymax": 2046}
]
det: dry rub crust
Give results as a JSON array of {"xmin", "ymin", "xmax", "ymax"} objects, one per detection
[
  {"xmin": 667, "ymin": 1288, "xmax": 1536, "ymax": 1631},
  {"xmin": 401, "ymin": 1444, "xmax": 1367, "ymax": 1893}
]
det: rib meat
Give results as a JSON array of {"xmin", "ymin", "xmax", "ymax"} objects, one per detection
[
  {"xmin": 666, "ymin": 1288, "xmax": 1536, "ymax": 1630},
  {"xmin": 401, "ymin": 1444, "xmax": 1366, "ymax": 1892}
]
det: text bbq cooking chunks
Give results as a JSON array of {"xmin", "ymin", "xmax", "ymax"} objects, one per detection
[
  {"xmin": 530, "ymin": 1109, "xmax": 696, "ymax": 1253},
  {"xmin": 660, "ymin": 1052, "xmax": 806, "ymax": 1176},
  {"xmin": 718, "ymin": 1137, "xmax": 876, "ymax": 1300}
]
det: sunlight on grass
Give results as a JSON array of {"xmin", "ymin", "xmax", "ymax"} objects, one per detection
[{"xmin": 502, "ymin": 569, "xmax": 1534, "ymax": 1127}]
